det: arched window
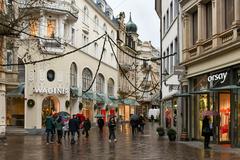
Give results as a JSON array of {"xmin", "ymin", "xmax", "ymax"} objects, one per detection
[
  {"xmin": 107, "ymin": 78, "xmax": 114, "ymax": 96},
  {"xmin": 96, "ymin": 73, "xmax": 105, "ymax": 93},
  {"xmin": 94, "ymin": 15, "xmax": 99, "ymax": 31},
  {"xmin": 83, "ymin": 6, "xmax": 89, "ymax": 24},
  {"xmin": 70, "ymin": 62, "xmax": 77, "ymax": 87},
  {"xmin": 82, "ymin": 68, "xmax": 92, "ymax": 91},
  {"xmin": 103, "ymin": 23, "xmax": 107, "ymax": 33}
]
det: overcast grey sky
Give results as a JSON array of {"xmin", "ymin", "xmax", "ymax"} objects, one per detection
[{"xmin": 106, "ymin": 0, "xmax": 160, "ymax": 48}]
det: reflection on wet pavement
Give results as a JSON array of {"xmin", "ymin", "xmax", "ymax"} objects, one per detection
[{"xmin": 0, "ymin": 123, "xmax": 240, "ymax": 160}]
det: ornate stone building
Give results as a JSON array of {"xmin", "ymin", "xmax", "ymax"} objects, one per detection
[{"xmin": 180, "ymin": 0, "xmax": 240, "ymax": 147}]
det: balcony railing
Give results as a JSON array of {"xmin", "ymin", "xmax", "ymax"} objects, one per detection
[
  {"xmin": 120, "ymin": 63, "xmax": 132, "ymax": 73},
  {"xmin": 39, "ymin": 38, "xmax": 64, "ymax": 54},
  {"xmin": 219, "ymin": 29, "xmax": 233, "ymax": 44},
  {"xmin": 20, "ymin": 0, "xmax": 79, "ymax": 19}
]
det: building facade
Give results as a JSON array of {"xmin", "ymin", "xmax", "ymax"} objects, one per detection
[
  {"xmin": 180, "ymin": 0, "xmax": 240, "ymax": 147},
  {"xmin": 116, "ymin": 12, "xmax": 139, "ymax": 121},
  {"xmin": 136, "ymin": 41, "xmax": 160, "ymax": 116},
  {"xmin": 13, "ymin": 0, "xmax": 119, "ymax": 130},
  {"xmin": 155, "ymin": 0, "xmax": 182, "ymax": 135}
]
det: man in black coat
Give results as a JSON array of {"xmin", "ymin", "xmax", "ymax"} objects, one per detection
[
  {"xmin": 83, "ymin": 118, "xmax": 91, "ymax": 138},
  {"xmin": 202, "ymin": 115, "xmax": 212, "ymax": 149},
  {"xmin": 69, "ymin": 115, "xmax": 79, "ymax": 144},
  {"xmin": 97, "ymin": 117, "xmax": 105, "ymax": 132}
]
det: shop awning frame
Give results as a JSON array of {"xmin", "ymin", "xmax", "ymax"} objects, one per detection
[{"xmin": 210, "ymin": 85, "xmax": 240, "ymax": 91}]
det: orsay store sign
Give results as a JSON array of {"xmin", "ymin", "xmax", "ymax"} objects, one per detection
[
  {"xmin": 208, "ymin": 72, "xmax": 228, "ymax": 84},
  {"xmin": 34, "ymin": 88, "xmax": 69, "ymax": 94}
]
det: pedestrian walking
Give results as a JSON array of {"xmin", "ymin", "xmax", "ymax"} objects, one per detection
[
  {"xmin": 45, "ymin": 115, "xmax": 54, "ymax": 144},
  {"xmin": 202, "ymin": 115, "xmax": 212, "ymax": 149},
  {"xmin": 69, "ymin": 115, "xmax": 79, "ymax": 144},
  {"xmin": 138, "ymin": 115, "xmax": 145, "ymax": 134},
  {"xmin": 63, "ymin": 117, "xmax": 70, "ymax": 138},
  {"xmin": 97, "ymin": 117, "xmax": 104, "ymax": 132},
  {"xmin": 130, "ymin": 115, "xmax": 139, "ymax": 136},
  {"xmin": 83, "ymin": 118, "xmax": 91, "ymax": 138},
  {"xmin": 108, "ymin": 117, "xmax": 117, "ymax": 142},
  {"xmin": 56, "ymin": 116, "xmax": 64, "ymax": 144}
]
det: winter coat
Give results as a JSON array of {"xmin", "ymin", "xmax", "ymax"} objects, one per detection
[
  {"xmin": 45, "ymin": 116, "xmax": 54, "ymax": 130},
  {"xmin": 108, "ymin": 119, "xmax": 116, "ymax": 130},
  {"xmin": 56, "ymin": 118, "xmax": 64, "ymax": 131},
  {"xmin": 69, "ymin": 118, "xmax": 79, "ymax": 132},
  {"xmin": 202, "ymin": 116, "xmax": 211, "ymax": 137},
  {"xmin": 97, "ymin": 118, "xmax": 104, "ymax": 127},
  {"xmin": 83, "ymin": 119, "xmax": 91, "ymax": 131}
]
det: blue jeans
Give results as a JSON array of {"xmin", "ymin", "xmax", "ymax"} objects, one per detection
[{"xmin": 46, "ymin": 129, "xmax": 54, "ymax": 143}]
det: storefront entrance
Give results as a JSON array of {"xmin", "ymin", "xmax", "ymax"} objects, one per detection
[{"xmin": 42, "ymin": 96, "xmax": 60, "ymax": 126}]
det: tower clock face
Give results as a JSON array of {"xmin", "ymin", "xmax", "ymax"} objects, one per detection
[{"xmin": 47, "ymin": 70, "xmax": 55, "ymax": 82}]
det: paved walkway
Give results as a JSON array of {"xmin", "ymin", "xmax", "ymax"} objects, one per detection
[{"xmin": 1, "ymin": 123, "xmax": 240, "ymax": 160}]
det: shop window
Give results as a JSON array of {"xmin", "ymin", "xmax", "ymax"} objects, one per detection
[
  {"xmin": 193, "ymin": 74, "xmax": 208, "ymax": 91},
  {"xmin": 96, "ymin": 73, "xmax": 104, "ymax": 93},
  {"xmin": 219, "ymin": 93, "xmax": 230, "ymax": 142},
  {"xmin": 82, "ymin": 68, "xmax": 92, "ymax": 91},
  {"xmin": 47, "ymin": 19, "xmax": 56, "ymax": 38}
]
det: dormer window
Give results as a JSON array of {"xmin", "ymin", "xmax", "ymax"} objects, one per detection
[{"xmin": 97, "ymin": 0, "xmax": 105, "ymax": 12}]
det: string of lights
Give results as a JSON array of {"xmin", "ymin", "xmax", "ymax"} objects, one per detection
[
  {"xmin": 82, "ymin": 35, "xmax": 107, "ymax": 93},
  {"xmin": 108, "ymin": 35, "xmax": 159, "ymax": 93},
  {"xmin": 0, "ymin": 33, "xmax": 106, "ymax": 66}
]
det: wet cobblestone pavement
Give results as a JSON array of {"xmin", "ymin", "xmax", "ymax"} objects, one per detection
[{"xmin": 1, "ymin": 123, "xmax": 240, "ymax": 160}]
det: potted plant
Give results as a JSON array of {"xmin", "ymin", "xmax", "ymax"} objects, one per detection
[
  {"xmin": 167, "ymin": 128, "xmax": 177, "ymax": 141},
  {"xmin": 156, "ymin": 126, "xmax": 165, "ymax": 136}
]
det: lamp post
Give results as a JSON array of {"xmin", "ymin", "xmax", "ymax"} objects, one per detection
[{"xmin": 159, "ymin": 0, "xmax": 163, "ymax": 126}]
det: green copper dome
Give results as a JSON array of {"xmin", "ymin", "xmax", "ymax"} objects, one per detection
[{"xmin": 126, "ymin": 13, "xmax": 137, "ymax": 33}]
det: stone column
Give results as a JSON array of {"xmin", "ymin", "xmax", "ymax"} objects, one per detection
[
  {"xmin": 0, "ymin": 88, "xmax": 6, "ymax": 142},
  {"xmin": 39, "ymin": 11, "xmax": 45, "ymax": 39},
  {"xmin": 182, "ymin": 13, "xmax": 190, "ymax": 61},
  {"xmin": 233, "ymin": 0, "xmax": 240, "ymax": 39},
  {"xmin": 212, "ymin": 0, "xmax": 221, "ymax": 47},
  {"xmin": 197, "ymin": 2, "xmax": 204, "ymax": 55}
]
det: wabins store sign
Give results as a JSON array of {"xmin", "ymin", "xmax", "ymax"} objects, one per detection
[{"xmin": 34, "ymin": 88, "xmax": 69, "ymax": 95}]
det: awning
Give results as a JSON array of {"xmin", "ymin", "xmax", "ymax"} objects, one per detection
[
  {"xmin": 107, "ymin": 96, "xmax": 119, "ymax": 108},
  {"xmin": 82, "ymin": 91, "xmax": 94, "ymax": 100},
  {"xmin": 70, "ymin": 87, "xmax": 81, "ymax": 97},
  {"xmin": 173, "ymin": 93, "xmax": 191, "ymax": 97},
  {"xmin": 210, "ymin": 85, "xmax": 240, "ymax": 91},
  {"xmin": 6, "ymin": 83, "xmax": 25, "ymax": 97},
  {"xmin": 96, "ymin": 93, "xmax": 107, "ymax": 103},
  {"xmin": 123, "ymin": 98, "xmax": 140, "ymax": 106},
  {"xmin": 189, "ymin": 89, "xmax": 211, "ymax": 94}
]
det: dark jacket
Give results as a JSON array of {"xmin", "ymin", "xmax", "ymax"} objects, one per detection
[
  {"xmin": 45, "ymin": 116, "xmax": 54, "ymax": 130},
  {"xmin": 83, "ymin": 119, "xmax": 91, "ymax": 131},
  {"xmin": 202, "ymin": 116, "xmax": 211, "ymax": 137},
  {"xmin": 108, "ymin": 119, "xmax": 116, "ymax": 130},
  {"xmin": 97, "ymin": 118, "xmax": 104, "ymax": 127},
  {"xmin": 138, "ymin": 116, "xmax": 145, "ymax": 126},
  {"xmin": 69, "ymin": 118, "xmax": 79, "ymax": 132}
]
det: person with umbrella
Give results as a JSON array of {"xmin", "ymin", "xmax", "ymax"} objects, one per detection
[
  {"xmin": 108, "ymin": 116, "xmax": 117, "ymax": 142},
  {"xmin": 69, "ymin": 114, "xmax": 79, "ymax": 144},
  {"xmin": 130, "ymin": 114, "xmax": 139, "ymax": 136}
]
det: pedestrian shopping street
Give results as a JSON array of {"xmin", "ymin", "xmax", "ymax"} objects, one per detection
[{"xmin": 0, "ymin": 123, "xmax": 240, "ymax": 160}]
